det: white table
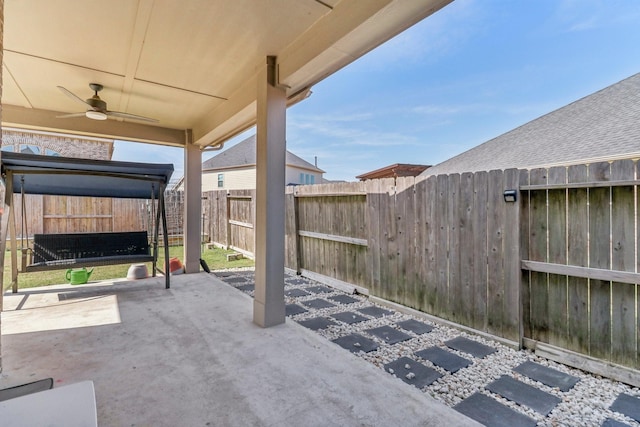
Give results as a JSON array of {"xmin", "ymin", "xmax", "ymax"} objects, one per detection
[{"xmin": 0, "ymin": 380, "xmax": 97, "ymax": 427}]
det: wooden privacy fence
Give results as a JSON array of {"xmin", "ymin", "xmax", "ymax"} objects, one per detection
[
  {"xmin": 204, "ymin": 189, "xmax": 255, "ymax": 256},
  {"xmin": 11, "ymin": 192, "xmax": 185, "ymax": 243},
  {"xmin": 202, "ymin": 162, "xmax": 640, "ymax": 375},
  {"xmin": 206, "ymin": 176, "xmax": 521, "ymax": 344},
  {"xmin": 521, "ymin": 159, "xmax": 640, "ymax": 371}
]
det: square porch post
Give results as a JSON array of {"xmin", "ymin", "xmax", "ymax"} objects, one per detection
[
  {"xmin": 184, "ymin": 131, "xmax": 203, "ymax": 273},
  {"xmin": 253, "ymin": 56, "xmax": 286, "ymax": 327}
]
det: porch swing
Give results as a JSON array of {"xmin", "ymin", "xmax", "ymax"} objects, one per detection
[{"xmin": 0, "ymin": 152, "xmax": 174, "ymax": 292}]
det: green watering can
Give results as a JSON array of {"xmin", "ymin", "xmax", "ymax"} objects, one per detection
[{"xmin": 66, "ymin": 267, "xmax": 94, "ymax": 285}]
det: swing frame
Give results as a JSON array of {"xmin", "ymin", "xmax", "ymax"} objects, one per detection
[{"xmin": 0, "ymin": 152, "xmax": 174, "ymax": 296}]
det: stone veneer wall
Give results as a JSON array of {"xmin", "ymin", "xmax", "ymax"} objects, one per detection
[{"xmin": 1, "ymin": 129, "xmax": 114, "ymax": 160}]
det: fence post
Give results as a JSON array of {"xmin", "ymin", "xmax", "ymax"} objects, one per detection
[{"xmin": 225, "ymin": 191, "xmax": 231, "ymax": 249}]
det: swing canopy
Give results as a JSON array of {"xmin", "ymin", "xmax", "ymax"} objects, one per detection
[{"xmin": 1, "ymin": 152, "xmax": 173, "ymax": 199}]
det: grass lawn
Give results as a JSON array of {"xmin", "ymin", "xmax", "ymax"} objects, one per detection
[{"xmin": 3, "ymin": 245, "xmax": 254, "ymax": 290}]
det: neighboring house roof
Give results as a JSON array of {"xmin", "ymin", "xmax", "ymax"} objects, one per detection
[
  {"xmin": 423, "ymin": 72, "xmax": 640, "ymax": 176},
  {"xmin": 356, "ymin": 163, "xmax": 431, "ymax": 180},
  {"xmin": 202, "ymin": 135, "xmax": 324, "ymax": 173}
]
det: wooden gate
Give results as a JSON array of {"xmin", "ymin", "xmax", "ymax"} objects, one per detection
[{"xmin": 521, "ymin": 159, "xmax": 640, "ymax": 370}]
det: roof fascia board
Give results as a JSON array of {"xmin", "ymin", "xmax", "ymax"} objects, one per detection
[
  {"xmin": 277, "ymin": 0, "xmax": 392, "ymax": 90},
  {"xmin": 278, "ymin": 0, "xmax": 452, "ymax": 92}
]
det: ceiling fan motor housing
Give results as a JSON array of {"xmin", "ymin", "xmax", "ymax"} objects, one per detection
[{"xmin": 86, "ymin": 96, "xmax": 107, "ymax": 111}]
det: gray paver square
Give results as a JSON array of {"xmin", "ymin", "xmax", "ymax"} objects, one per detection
[
  {"xmin": 236, "ymin": 283, "xmax": 255, "ymax": 292},
  {"xmin": 298, "ymin": 317, "xmax": 336, "ymax": 331},
  {"xmin": 445, "ymin": 336, "xmax": 496, "ymax": 358},
  {"xmin": 486, "ymin": 375, "xmax": 561, "ymax": 415},
  {"xmin": 365, "ymin": 325, "xmax": 412, "ymax": 345},
  {"xmin": 610, "ymin": 393, "xmax": 640, "ymax": 422},
  {"xmin": 285, "ymin": 304, "xmax": 308, "ymax": 317},
  {"xmin": 331, "ymin": 311, "xmax": 368, "ymax": 324},
  {"xmin": 396, "ymin": 319, "xmax": 433, "ymax": 335},
  {"xmin": 286, "ymin": 278, "xmax": 308, "ymax": 286},
  {"xmin": 332, "ymin": 333, "xmax": 379, "ymax": 353},
  {"xmin": 328, "ymin": 295, "xmax": 359, "ymax": 304},
  {"xmin": 214, "ymin": 272, "xmax": 234, "ymax": 278},
  {"xmin": 306, "ymin": 285, "xmax": 332, "ymax": 294},
  {"xmin": 285, "ymin": 288, "xmax": 310, "ymax": 297},
  {"xmin": 454, "ymin": 392, "xmax": 537, "ymax": 427},
  {"xmin": 602, "ymin": 418, "xmax": 631, "ymax": 427},
  {"xmin": 301, "ymin": 298, "xmax": 335, "ymax": 309},
  {"xmin": 225, "ymin": 276, "xmax": 248, "ymax": 283},
  {"xmin": 357, "ymin": 306, "xmax": 393, "ymax": 318},
  {"xmin": 513, "ymin": 361, "xmax": 580, "ymax": 392},
  {"xmin": 383, "ymin": 357, "xmax": 442, "ymax": 389},
  {"xmin": 415, "ymin": 347, "xmax": 471, "ymax": 373}
]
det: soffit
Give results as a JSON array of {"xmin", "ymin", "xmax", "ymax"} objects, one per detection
[{"xmin": 2, "ymin": 0, "xmax": 452, "ymax": 148}]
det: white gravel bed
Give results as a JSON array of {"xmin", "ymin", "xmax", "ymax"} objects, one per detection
[{"xmin": 221, "ymin": 271, "xmax": 640, "ymax": 427}]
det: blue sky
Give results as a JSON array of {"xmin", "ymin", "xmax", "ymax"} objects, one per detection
[{"xmin": 113, "ymin": 0, "xmax": 640, "ymax": 182}]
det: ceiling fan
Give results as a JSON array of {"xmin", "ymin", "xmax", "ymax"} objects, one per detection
[{"xmin": 56, "ymin": 83, "xmax": 158, "ymax": 123}]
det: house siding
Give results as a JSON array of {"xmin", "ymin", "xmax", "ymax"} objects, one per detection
[
  {"xmin": 203, "ymin": 167, "xmax": 255, "ymax": 191},
  {"xmin": 286, "ymin": 166, "xmax": 322, "ymax": 186}
]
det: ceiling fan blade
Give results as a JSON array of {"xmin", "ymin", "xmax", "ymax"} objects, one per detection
[
  {"xmin": 56, "ymin": 112, "xmax": 87, "ymax": 119},
  {"xmin": 106, "ymin": 110, "xmax": 159, "ymax": 123},
  {"xmin": 57, "ymin": 86, "xmax": 92, "ymax": 108}
]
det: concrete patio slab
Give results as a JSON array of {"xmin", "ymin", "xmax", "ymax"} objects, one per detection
[{"xmin": 1, "ymin": 274, "xmax": 478, "ymax": 426}]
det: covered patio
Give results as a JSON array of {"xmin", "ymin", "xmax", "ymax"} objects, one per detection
[
  {"xmin": 0, "ymin": 274, "xmax": 475, "ymax": 426},
  {"xmin": 1, "ymin": 0, "xmax": 453, "ymax": 327}
]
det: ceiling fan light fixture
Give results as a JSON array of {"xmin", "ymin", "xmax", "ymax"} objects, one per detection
[{"xmin": 85, "ymin": 110, "xmax": 107, "ymax": 121}]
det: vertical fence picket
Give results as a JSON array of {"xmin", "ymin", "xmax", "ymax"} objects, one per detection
[
  {"xmin": 448, "ymin": 173, "xmax": 462, "ymax": 322},
  {"xmin": 435, "ymin": 174, "xmax": 449, "ymax": 317},
  {"xmin": 588, "ymin": 161, "xmax": 612, "ymax": 361},
  {"xmin": 458, "ymin": 172, "xmax": 474, "ymax": 327},
  {"xmin": 547, "ymin": 166, "xmax": 568, "ymax": 349},
  {"xmin": 528, "ymin": 168, "xmax": 549, "ymax": 343},
  {"xmin": 566, "ymin": 165, "xmax": 589, "ymax": 354},
  {"xmin": 472, "ymin": 171, "xmax": 488, "ymax": 332},
  {"xmin": 423, "ymin": 176, "xmax": 438, "ymax": 314},
  {"xmin": 396, "ymin": 177, "xmax": 415, "ymax": 307},
  {"xmin": 519, "ymin": 169, "xmax": 531, "ymax": 343},
  {"xmin": 367, "ymin": 179, "xmax": 381, "ymax": 293},
  {"xmin": 487, "ymin": 170, "xmax": 505, "ymax": 337},
  {"xmin": 610, "ymin": 159, "xmax": 636, "ymax": 367},
  {"xmin": 503, "ymin": 168, "xmax": 521, "ymax": 343}
]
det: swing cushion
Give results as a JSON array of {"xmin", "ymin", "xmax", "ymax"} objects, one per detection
[{"xmin": 26, "ymin": 231, "xmax": 153, "ymax": 272}]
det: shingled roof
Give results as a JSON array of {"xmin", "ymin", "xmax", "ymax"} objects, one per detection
[
  {"xmin": 203, "ymin": 135, "xmax": 323, "ymax": 173},
  {"xmin": 424, "ymin": 72, "xmax": 640, "ymax": 176}
]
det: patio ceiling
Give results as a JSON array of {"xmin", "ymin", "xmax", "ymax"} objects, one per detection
[{"xmin": 1, "ymin": 0, "xmax": 451, "ymax": 148}]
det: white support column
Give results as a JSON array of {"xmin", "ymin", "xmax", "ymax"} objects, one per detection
[
  {"xmin": 183, "ymin": 131, "xmax": 202, "ymax": 273},
  {"xmin": 253, "ymin": 56, "xmax": 286, "ymax": 327}
]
